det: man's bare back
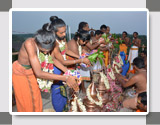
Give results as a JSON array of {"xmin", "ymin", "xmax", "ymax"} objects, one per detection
[
  {"xmin": 18, "ymin": 38, "xmax": 37, "ymax": 66},
  {"xmin": 133, "ymin": 70, "xmax": 147, "ymax": 93}
]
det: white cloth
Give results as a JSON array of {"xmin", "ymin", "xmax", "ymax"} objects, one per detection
[{"xmin": 128, "ymin": 46, "xmax": 138, "ymax": 70}]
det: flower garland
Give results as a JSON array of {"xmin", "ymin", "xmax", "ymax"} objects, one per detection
[
  {"xmin": 113, "ymin": 60, "xmax": 121, "ymax": 68},
  {"xmin": 118, "ymin": 55, "xmax": 123, "ymax": 66},
  {"xmin": 86, "ymin": 84, "xmax": 103, "ymax": 106},
  {"xmin": 100, "ymin": 72, "xmax": 110, "ymax": 90},
  {"xmin": 108, "ymin": 67, "xmax": 115, "ymax": 80},
  {"xmin": 112, "ymin": 55, "xmax": 123, "ymax": 74},
  {"xmin": 71, "ymin": 95, "xmax": 87, "ymax": 112},
  {"xmin": 37, "ymin": 52, "xmax": 54, "ymax": 92},
  {"xmin": 57, "ymin": 40, "xmax": 66, "ymax": 60},
  {"xmin": 115, "ymin": 66, "xmax": 120, "ymax": 74}
]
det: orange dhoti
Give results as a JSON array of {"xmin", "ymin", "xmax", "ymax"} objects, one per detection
[
  {"xmin": 12, "ymin": 61, "xmax": 42, "ymax": 112},
  {"xmin": 119, "ymin": 44, "xmax": 128, "ymax": 55},
  {"xmin": 103, "ymin": 51, "xmax": 109, "ymax": 67}
]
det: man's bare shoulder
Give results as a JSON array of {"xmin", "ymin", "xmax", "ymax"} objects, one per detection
[
  {"xmin": 24, "ymin": 38, "xmax": 34, "ymax": 46},
  {"xmin": 138, "ymin": 38, "xmax": 141, "ymax": 42},
  {"xmin": 125, "ymin": 37, "xmax": 130, "ymax": 40},
  {"xmin": 134, "ymin": 72, "xmax": 146, "ymax": 81},
  {"xmin": 24, "ymin": 38, "xmax": 36, "ymax": 51},
  {"xmin": 68, "ymin": 39, "xmax": 76, "ymax": 44}
]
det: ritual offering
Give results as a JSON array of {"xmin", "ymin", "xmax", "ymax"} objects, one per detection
[
  {"xmin": 79, "ymin": 50, "xmax": 97, "ymax": 68},
  {"xmin": 83, "ymin": 82, "xmax": 102, "ymax": 112},
  {"xmin": 88, "ymin": 49, "xmax": 105, "ymax": 73},
  {"xmin": 70, "ymin": 95, "xmax": 87, "ymax": 112},
  {"xmin": 112, "ymin": 54, "xmax": 123, "ymax": 74},
  {"xmin": 98, "ymin": 72, "xmax": 110, "ymax": 105},
  {"xmin": 63, "ymin": 70, "xmax": 81, "ymax": 85}
]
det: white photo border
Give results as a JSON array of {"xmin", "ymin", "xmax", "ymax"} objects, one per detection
[{"xmin": 9, "ymin": 8, "xmax": 149, "ymax": 115}]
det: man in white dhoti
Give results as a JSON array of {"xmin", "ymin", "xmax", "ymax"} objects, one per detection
[{"xmin": 128, "ymin": 32, "xmax": 141, "ymax": 73}]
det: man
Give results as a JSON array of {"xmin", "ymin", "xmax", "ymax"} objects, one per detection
[
  {"xmin": 90, "ymin": 30, "xmax": 95, "ymax": 37},
  {"xmin": 49, "ymin": 16, "xmax": 90, "ymax": 66},
  {"xmin": 122, "ymin": 31, "xmax": 131, "ymax": 47},
  {"xmin": 140, "ymin": 51, "xmax": 147, "ymax": 70},
  {"xmin": 115, "ymin": 57, "xmax": 147, "ymax": 110},
  {"xmin": 76, "ymin": 22, "xmax": 104, "ymax": 52},
  {"xmin": 100, "ymin": 24, "xmax": 107, "ymax": 33},
  {"xmin": 49, "ymin": 16, "xmax": 91, "ymax": 112},
  {"xmin": 91, "ymin": 30, "xmax": 109, "ymax": 51},
  {"xmin": 128, "ymin": 32, "xmax": 141, "ymax": 73},
  {"xmin": 12, "ymin": 26, "xmax": 79, "ymax": 112},
  {"xmin": 136, "ymin": 92, "xmax": 147, "ymax": 112},
  {"xmin": 100, "ymin": 25, "xmax": 112, "ymax": 66},
  {"xmin": 78, "ymin": 22, "xmax": 90, "ymax": 32},
  {"xmin": 121, "ymin": 31, "xmax": 131, "ymax": 55}
]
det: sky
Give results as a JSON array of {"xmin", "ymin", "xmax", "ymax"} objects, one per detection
[{"xmin": 12, "ymin": 11, "xmax": 147, "ymax": 35}]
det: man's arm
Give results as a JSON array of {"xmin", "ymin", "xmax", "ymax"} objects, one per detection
[
  {"xmin": 138, "ymin": 39, "xmax": 141, "ymax": 48},
  {"xmin": 98, "ymin": 46, "xmax": 109, "ymax": 51},
  {"xmin": 115, "ymin": 73, "xmax": 137, "ymax": 88},
  {"xmin": 51, "ymin": 53, "xmax": 68, "ymax": 73},
  {"xmin": 53, "ymin": 44, "xmax": 90, "ymax": 66},
  {"xmin": 67, "ymin": 40, "xmax": 79, "ymax": 56},
  {"xmin": 65, "ymin": 43, "xmax": 80, "ymax": 59},
  {"xmin": 85, "ymin": 41, "xmax": 101, "ymax": 50},
  {"xmin": 25, "ymin": 40, "xmax": 79, "ymax": 91},
  {"xmin": 25, "ymin": 40, "xmax": 66, "ymax": 81}
]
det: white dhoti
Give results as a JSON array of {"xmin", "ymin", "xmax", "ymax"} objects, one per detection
[{"xmin": 128, "ymin": 46, "xmax": 138, "ymax": 70}]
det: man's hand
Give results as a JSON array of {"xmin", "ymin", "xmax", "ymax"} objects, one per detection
[
  {"xmin": 99, "ymin": 38, "xmax": 105, "ymax": 44},
  {"xmin": 66, "ymin": 76, "xmax": 79, "ymax": 92},
  {"xmin": 82, "ymin": 58, "xmax": 91, "ymax": 66}
]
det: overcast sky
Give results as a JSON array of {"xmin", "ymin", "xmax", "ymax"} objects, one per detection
[{"xmin": 12, "ymin": 11, "xmax": 147, "ymax": 35}]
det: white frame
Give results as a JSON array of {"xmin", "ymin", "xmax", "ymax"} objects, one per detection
[{"xmin": 9, "ymin": 8, "xmax": 149, "ymax": 115}]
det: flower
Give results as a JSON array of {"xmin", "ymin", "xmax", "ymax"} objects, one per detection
[
  {"xmin": 71, "ymin": 95, "xmax": 87, "ymax": 112},
  {"xmin": 48, "ymin": 64, "xmax": 54, "ymax": 70},
  {"xmin": 100, "ymin": 72, "xmax": 110, "ymax": 90},
  {"xmin": 41, "ymin": 61, "xmax": 46, "ymax": 68}
]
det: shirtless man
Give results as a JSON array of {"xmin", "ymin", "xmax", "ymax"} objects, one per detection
[
  {"xmin": 68, "ymin": 30, "xmax": 91, "ymax": 56},
  {"xmin": 91, "ymin": 30, "xmax": 109, "ymax": 51},
  {"xmin": 48, "ymin": 16, "xmax": 90, "ymax": 66},
  {"xmin": 132, "ymin": 32, "xmax": 141, "ymax": 48},
  {"xmin": 78, "ymin": 22, "xmax": 90, "ymax": 32},
  {"xmin": 100, "ymin": 24, "xmax": 107, "ymax": 33},
  {"xmin": 140, "ymin": 51, "xmax": 147, "ymax": 70},
  {"xmin": 128, "ymin": 32, "xmax": 141, "ymax": 72},
  {"xmin": 12, "ymin": 25, "xmax": 79, "ymax": 112},
  {"xmin": 122, "ymin": 31, "xmax": 131, "ymax": 48},
  {"xmin": 115, "ymin": 57, "xmax": 147, "ymax": 109}
]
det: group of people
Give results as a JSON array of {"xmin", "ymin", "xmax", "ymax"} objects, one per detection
[{"xmin": 12, "ymin": 16, "xmax": 147, "ymax": 112}]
